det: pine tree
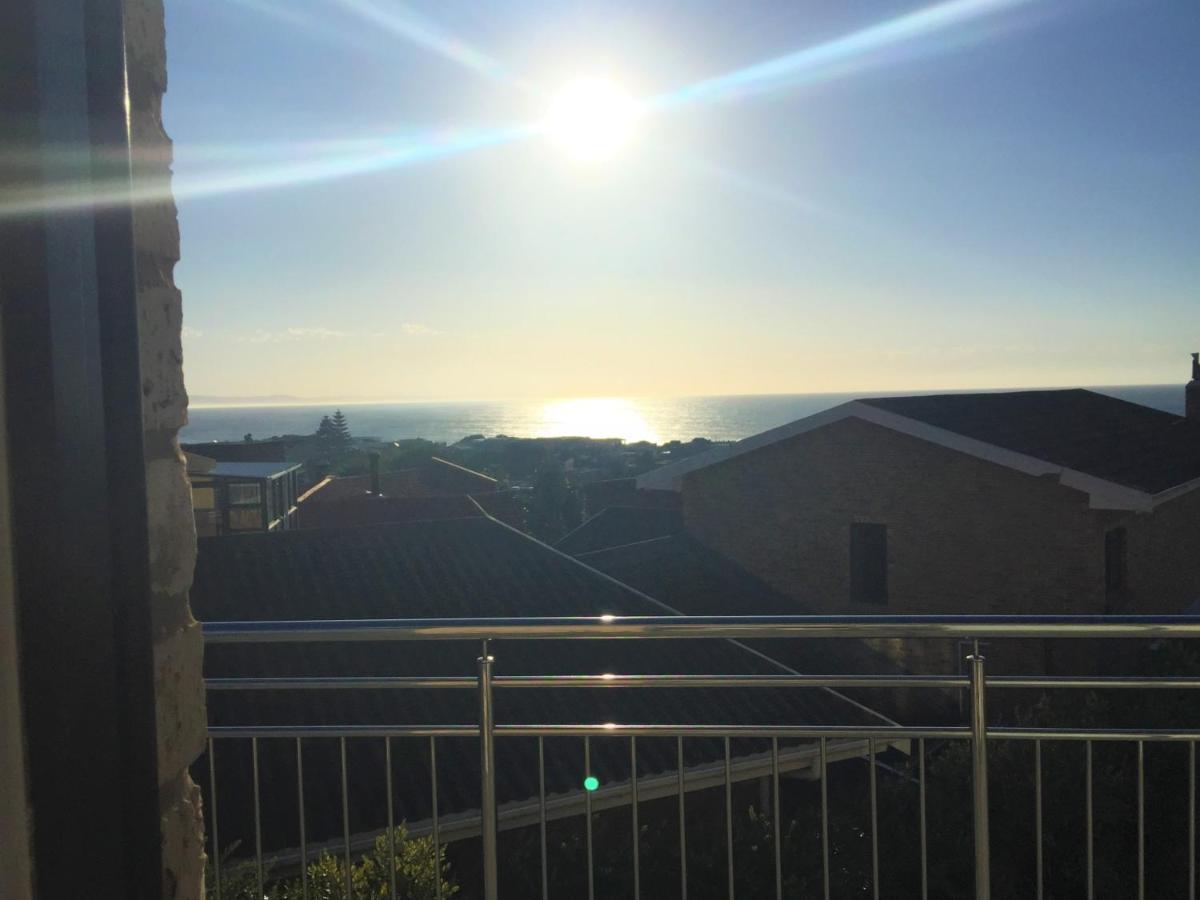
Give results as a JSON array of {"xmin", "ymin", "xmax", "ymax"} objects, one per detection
[{"xmin": 330, "ymin": 409, "xmax": 351, "ymax": 448}]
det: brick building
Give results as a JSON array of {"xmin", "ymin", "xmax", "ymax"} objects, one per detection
[{"xmin": 637, "ymin": 385, "xmax": 1200, "ymax": 672}]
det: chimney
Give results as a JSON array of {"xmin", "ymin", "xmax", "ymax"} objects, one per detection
[
  {"xmin": 368, "ymin": 452, "xmax": 381, "ymax": 494},
  {"xmin": 1188, "ymin": 352, "xmax": 1200, "ymax": 421}
]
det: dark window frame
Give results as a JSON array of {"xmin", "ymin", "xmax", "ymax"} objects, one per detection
[
  {"xmin": 1105, "ymin": 526, "xmax": 1128, "ymax": 596},
  {"xmin": 1, "ymin": 0, "xmax": 164, "ymax": 894}
]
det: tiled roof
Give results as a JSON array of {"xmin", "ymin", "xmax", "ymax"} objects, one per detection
[
  {"xmin": 193, "ymin": 519, "xmax": 884, "ymax": 854},
  {"xmin": 859, "ymin": 390, "xmax": 1200, "ymax": 494},
  {"xmin": 555, "ymin": 506, "xmax": 683, "ymax": 555},
  {"xmin": 296, "ymin": 493, "xmax": 483, "ymax": 529},
  {"xmin": 577, "ymin": 535, "xmax": 898, "ymax": 680}
]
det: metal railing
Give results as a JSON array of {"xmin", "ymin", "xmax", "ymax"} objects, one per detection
[{"xmin": 202, "ymin": 614, "xmax": 1200, "ymax": 900}]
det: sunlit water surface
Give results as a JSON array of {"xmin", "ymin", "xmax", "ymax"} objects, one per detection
[{"xmin": 182, "ymin": 386, "xmax": 1183, "ymax": 445}]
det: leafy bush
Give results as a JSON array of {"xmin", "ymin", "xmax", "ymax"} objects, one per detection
[{"xmin": 208, "ymin": 825, "xmax": 457, "ymax": 899}]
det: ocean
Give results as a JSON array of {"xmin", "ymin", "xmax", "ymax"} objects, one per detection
[{"xmin": 181, "ymin": 385, "xmax": 1185, "ymax": 446}]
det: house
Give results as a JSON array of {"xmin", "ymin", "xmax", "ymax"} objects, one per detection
[
  {"xmin": 186, "ymin": 455, "xmax": 304, "ymax": 536},
  {"xmin": 295, "ymin": 454, "xmax": 525, "ymax": 529},
  {"xmin": 182, "ymin": 438, "xmax": 290, "ymax": 463},
  {"xmin": 634, "ymin": 373, "xmax": 1200, "ymax": 672},
  {"xmin": 191, "ymin": 515, "xmax": 896, "ymax": 884}
]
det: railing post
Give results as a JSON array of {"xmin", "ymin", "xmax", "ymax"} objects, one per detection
[
  {"xmin": 478, "ymin": 640, "xmax": 499, "ymax": 900},
  {"xmin": 968, "ymin": 648, "xmax": 991, "ymax": 900}
]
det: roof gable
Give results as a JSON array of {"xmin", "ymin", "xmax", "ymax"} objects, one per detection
[{"xmin": 637, "ymin": 390, "xmax": 1200, "ymax": 509}]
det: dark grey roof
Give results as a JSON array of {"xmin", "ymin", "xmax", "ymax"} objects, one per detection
[
  {"xmin": 555, "ymin": 506, "xmax": 683, "ymax": 555},
  {"xmin": 578, "ymin": 534, "xmax": 898, "ymax": 681},
  {"xmin": 192, "ymin": 518, "xmax": 884, "ymax": 855},
  {"xmin": 860, "ymin": 389, "xmax": 1200, "ymax": 494}
]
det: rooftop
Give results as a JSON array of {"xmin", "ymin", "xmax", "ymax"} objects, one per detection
[
  {"xmin": 859, "ymin": 389, "xmax": 1200, "ymax": 494},
  {"xmin": 638, "ymin": 389, "xmax": 1200, "ymax": 508},
  {"xmin": 192, "ymin": 517, "xmax": 890, "ymax": 851},
  {"xmin": 205, "ymin": 460, "xmax": 302, "ymax": 479}
]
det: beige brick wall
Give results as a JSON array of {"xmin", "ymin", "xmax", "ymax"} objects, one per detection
[
  {"xmin": 682, "ymin": 417, "xmax": 1114, "ymax": 674},
  {"xmin": 1118, "ymin": 487, "xmax": 1200, "ymax": 614},
  {"xmin": 125, "ymin": 0, "xmax": 207, "ymax": 896}
]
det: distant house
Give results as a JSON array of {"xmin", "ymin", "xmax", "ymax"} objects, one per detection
[
  {"xmin": 182, "ymin": 438, "xmax": 290, "ymax": 463},
  {"xmin": 635, "ymin": 383, "xmax": 1200, "ymax": 670},
  {"xmin": 295, "ymin": 455, "xmax": 525, "ymax": 529},
  {"xmin": 186, "ymin": 455, "xmax": 303, "ymax": 537}
]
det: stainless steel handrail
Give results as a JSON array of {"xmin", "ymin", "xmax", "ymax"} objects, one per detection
[
  {"xmin": 201, "ymin": 615, "xmax": 1200, "ymax": 900},
  {"xmin": 202, "ymin": 613, "xmax": 1200, "ymax": 642}
]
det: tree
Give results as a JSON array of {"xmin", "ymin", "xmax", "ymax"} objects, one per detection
[
  {"xmin": 314, "ymin": 412, "xmax": 352, "ymax": 463},
  {"xmin": 330, "ymin": 409, "xmax": 352, "ymax": 446},
  {"xmin": 526, "ymin": 456, "xmax": 582, "ymax": 542}
]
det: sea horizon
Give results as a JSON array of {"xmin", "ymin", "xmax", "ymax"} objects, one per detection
[{"xmin": 181, "ymin": 383, "xmax": 1186, "ymax": 446}]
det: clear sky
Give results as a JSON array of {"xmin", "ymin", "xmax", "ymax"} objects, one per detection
[{"xmin": 164, "ymin": 0, "xmax": 1199, "ymax": 401}]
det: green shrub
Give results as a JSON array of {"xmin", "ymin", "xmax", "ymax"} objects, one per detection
[{"xmin": 208, "ymin": 825, "xmax": 457, "ymax": 899}]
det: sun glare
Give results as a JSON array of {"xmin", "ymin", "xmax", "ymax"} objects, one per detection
[
  {"xmin": 544, "ymin": 77, "xmax": 638, "ymax": 162},
  {"xmin": 535, "ymin": 398, "xmax": 659, "ymax": 443}
]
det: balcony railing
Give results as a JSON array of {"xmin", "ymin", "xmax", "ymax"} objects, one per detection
[{"xmin": 201, "ymin": 615, "xmax": 1200, "ymax": 900}]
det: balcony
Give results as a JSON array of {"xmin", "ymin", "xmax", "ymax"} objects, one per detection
[{"xmin": 199, "ymin": 615, "xmax": 1200, "ymax": 899}]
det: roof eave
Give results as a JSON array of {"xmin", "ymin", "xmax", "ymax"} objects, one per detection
[{"xmin": 637, "ymin": 400, "xmax": 1171, "ymax": 512}]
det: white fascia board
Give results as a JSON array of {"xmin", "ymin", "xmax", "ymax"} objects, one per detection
[{"xmin": 637, "ymin": 400, "xmax": 1160, "ymax": 511}]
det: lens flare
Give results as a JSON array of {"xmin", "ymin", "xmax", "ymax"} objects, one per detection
[{"xmin": 650, "ymin": 0, "xmax": 1034, "ymax": 112}]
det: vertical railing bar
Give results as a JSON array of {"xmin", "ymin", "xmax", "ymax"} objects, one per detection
[
  {"xmin": 678, "ymin": 736, "xmax": 688, "ymax": 900},
  {"xmin": 431, "ymin": 736, "xmax": 442, "ymax": 900},
  {"xmin": 1138, "ymin": 740, "xmax": 1145, "ymax": 900},
  {"xmin": 873, "ymin": 739, "xmax": 883, "ymax": 900},
  {"xmin": 725, "ymin": 736, "xmax": 735, "ymax": 900},
  {"xmin": 208, "ymin": 738, "xmax": 222, "ymax": 900},
  {"xmin": 252, "ymin": 737, "xmax": 263, "ymax": 900},
  {"xmin": 386, "ymin": 737, "xmax": 396, "ymax": 900},
  {"xmin": 772, "ymin": 737, "xmax": 782, "ymax": 900},
  {"xmin": 631, "ymin": 736, "xmax": 641, "ymax": 900},
  {"xmin": 478, "ymin": 641, "xmax": 498, "ymax": 900},
  {"xmin": 1035, "ymin": 738, "xmax": 1043, "ymax": 900},
  {"xmin": 296, "ymin": 737, "xmax": 308, "ymax": 900},
  {"xmin": 340, "ymin": 736, "xmax": 351, "ymax": 900},
  {"xmin": 538, "ymin": 736, "xmax": 547, "ymax": 900},
  {"xmin": 1086, "ymin": 740, "xmax": 1094, "ymax": 900},
  {"xmin": 585, "ymin": 736, "xmax": 595, "ymax": 900},
  {"xmin": 969, "ymin": 648, "xmax": 991, "ymax": 900},
  {"xmin": 821, "ymin": 736, "xmax": 830, "ymax": 900},
  {"xmin": 869, "ymin": 738, "xmax": 879, "ymax": 900},
  {"xmin": 919, "ymin": 737, "xmax": 928, "ymax": 900},
  {"xmin": 1190, "ymin": 741, "xmax": 1195, "ymax": 900}
]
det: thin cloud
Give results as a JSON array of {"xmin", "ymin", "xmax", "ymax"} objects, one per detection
[
  {"xmin": 181, "ymin": 326, "xmax": 204, "ymax": 339},
  {"xmin": 238, "ymin": 327, "xmax": 352, "ymax": 344},
  {"xmin": 234, "ymin": 325, "xmax": 437, "ymax": 343},
  {"xmin": 400, "ymin": 322, "xmax": 440, "ymax": 336}
]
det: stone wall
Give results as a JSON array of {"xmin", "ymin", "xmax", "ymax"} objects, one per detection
[{"xmin": 124, "ymin": 1, "xmax": 207, "ymax": 897}]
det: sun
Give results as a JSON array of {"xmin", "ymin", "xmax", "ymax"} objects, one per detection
[{"xmin": 544, "ymin": 77, "xmax": 638, "ymax": 162}]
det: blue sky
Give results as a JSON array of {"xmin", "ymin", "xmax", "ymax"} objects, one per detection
[{"xmin": 164, "ymin": 0, "xmax": 1199, "ymax": 400}]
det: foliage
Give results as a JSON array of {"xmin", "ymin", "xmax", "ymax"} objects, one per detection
[
  {"xmin": 209, "ymin": 825, "xmax": 457, "ymax": 900},
  {"xmin": 525, "ymin": 456, "xmax": 582, "ymax": 542},
  {"xmin": 313, "ymin": 410, "xmax": 352, "ymax": 463}
]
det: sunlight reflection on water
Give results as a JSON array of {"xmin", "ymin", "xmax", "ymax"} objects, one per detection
[{"xmin": 534, "ymin": 398, "xmax": 660, "ymax": 443}]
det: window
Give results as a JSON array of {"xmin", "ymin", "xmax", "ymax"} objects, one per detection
[
  {"xmin": 1105, "ymin": 527, "xmax": 1127, "ymax": 596},
  {"xmin": 227, "ymin": 482, "xmax": 261, "ymax": 506},
  {"xmin": 850, "ymin": 523, "xmax": 888, "ymax": 604}
]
